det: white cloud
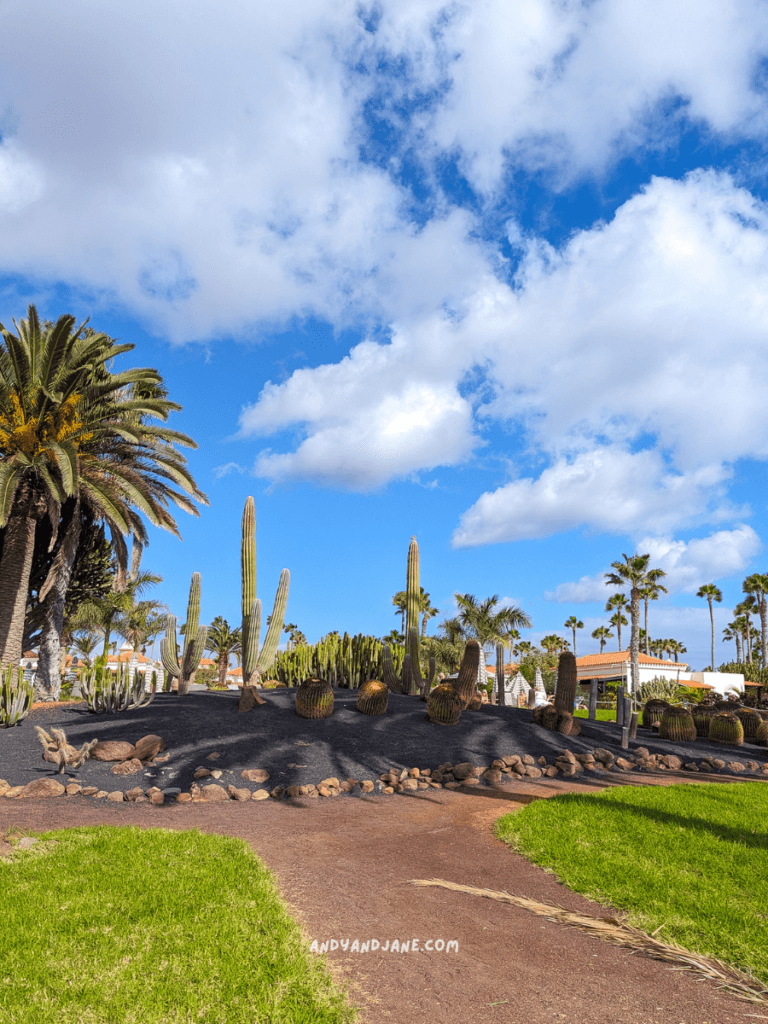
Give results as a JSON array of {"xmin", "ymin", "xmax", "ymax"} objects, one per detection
[
  {"xmin": 545, "ymin": 526, "xmax": 762, "ymax": 602},
  {"xmin": 212, "ymin": 462, "xmax": 247, "ymax": 479}
]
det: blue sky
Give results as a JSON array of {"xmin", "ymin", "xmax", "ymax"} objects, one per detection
[{"xmin": 2, "ymin": 0, "xmax": 768, "ymax": 669}]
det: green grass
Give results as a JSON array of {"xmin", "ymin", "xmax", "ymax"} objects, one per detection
[
  {"xmin": 573, "ymin": 708, "xmax": 616, "ymax": 721},
  {"xmin": 0, "ymin": 826, "xmax": 359, "ymax": 1024},
  {"xmin": 494, "ymin": 782, "xmax": 768, "ymax": 983}
]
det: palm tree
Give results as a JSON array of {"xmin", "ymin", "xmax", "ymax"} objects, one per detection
[
  {"xmin": 0, "ymin": 305, "xmax": 208, "ymax": 697},
  {"xmin": 420, "ymin": 593, "xmax": 440, "ymax": 637},
  {"xmin": 563, "ymin": 616, "xmax": 584, "ymax": 657},
  {"xmin": 665, "ymin": 639, "xmax": 687, "ymax": 663},
  {"xmin": 392, "ymin": 591, "xmax": 408, "ymax": 635},
  {"xmin": 609, "ymin": 610, "xmax": 628, "ymax": 650},
  {"xmin": 380, "ymin": 628, "xmax": 404, "ymax": 646},
  {"xmin": 591, "ymin": 626, "xmax": 612, "ymax": 653},
  {"xmin": 696, "ymin": 584, "xmax": 722, "ymax": 672},
  {"xmin": 392, "ymin": 587, "xmax": 439, "ymax": 639},
  {"xmin": 205, "ymin": 617, "xmax": 243, "ymax": 688},
  {"xmin": 734, "ymin": 598, "xmax": 758, "ymax": 663},
  {"xmin": 605, "ymin": 554, "xmax": 667, "ymax": 694},
  {"xmin": 514, "ymin": 639, "xmax": 536, "ymax": 659},
  {"xmin": 722, "ymin": 624, "xmax": 738, "ymax": 663},
  {"xmin": 540, "ymin": 634, "xmax": 570, "ymax": 655},
  {"xmin": 453, "ymin": 593, "xmax": 531, "ymax": 685},
  {"xmin": 605, "ymin": 593, "xmax": 630, "ymax": 650},
  {"xmin": 742, "ymin": 574, "xmax": 768, "ymax": 669},
  {"xmin": 114, "ymin": 599, "xmax": 168, "ymax": 658},
  {"xmin": 71, "ymin": 629, "xmax": 102, "ymax": 668},
  {"xmin": 638, "ymin": 576, "xmax": 668, "ymax": 654},
  {"xmin": 282, "ymin": 623, "xmax": 307, "ymax": 650}
]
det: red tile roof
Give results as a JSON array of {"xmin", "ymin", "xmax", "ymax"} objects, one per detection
[{"xmin": 576, "ymin": 651, "xmax": 686, "ymax": 668}]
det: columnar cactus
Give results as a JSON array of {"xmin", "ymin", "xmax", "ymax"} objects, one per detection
[
  {"xmin": 659, "ymin": 705, "xmax": 696, "ymax": 742},
  {"xmin": 427, "ymin": 682, "xmax": 462, "ymax": 725},
  {"xmin": 451, "ymin": 640, "xmax": 480, "ymax": 709},
  {"xmin": 405, "ymin": 537, "xmax": 423, "ymax": 695},
  {"xmin": 0, "ymin": 664, "xmax": 33, "ymax": 727},
  {"xmin": 160, "ymin": 573, "xmax": 208, "ymax": 696},
  {"xmin": 553, "ymin": 651, "xmax": 577, "ymax": 715},
  {"xmin": 295, "ymin": 677, "xmax": 334, "ymax": 719},
  {"xmin": 80, "ymin": 662, "xmax": 155, "ymax": 713},
  {"xmin": 495, "ymin": 642, "xmax": 506, "ymax": 706},
  {"xmin": 383, "ymin": 644, "xmax": 404, "ymax": 694},
  {"xmin": 240, "ymin": 496, "xmax": 291, "ymax": 686},
  {"xmin": 356, "ymin": 679, "xmax": 389, "ymax": 716}
]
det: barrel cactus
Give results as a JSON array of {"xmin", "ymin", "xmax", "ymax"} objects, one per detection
[
  {"xmin": 532, "ymin": 704, "xmax": 559, "ymax": 729},
  {"xmin": 708, "ymin": 712, "xmax": 744, "ymax": 746},
  {"xmin": 427, "ymin": 682, "xmax": 462, "ymax": 725},
  {"xmin": 755, "ymin": 720, "xmax": 768, "ymax": 747},
  {"xmin": 555, "ymin": 710, "xmax": 581, "ymax": 736},
  {"xmin": 295, "ymin": 678, "xmax": 334, "ymax": 719},
  {"xmin": 658, "ymin": 705, "xmax": 696, "ymax": 742},
  {"xmin": 692, "ymin": 704, "xmax": 718, "ymax": 737},
  {"xmin": 451, "ymin": 641, "xmax": 480, "ymax": 710},
  {"xmin": 641, "ymin": 699, "xmax": 670, "ymax": 729},
  {"xmin": 735, "ymin": 708, "xmax": 763, "ymax": 741},
  {"xmin": 357, "ymin": 679, "xmax": 388, "ymax": 716},
  {"xmin": 714, "ymin": 699, "xmax": 740, "ymax": 711}
]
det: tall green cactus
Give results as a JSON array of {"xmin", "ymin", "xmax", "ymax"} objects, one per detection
[
  {"xmin": 404, "ymin": 536, "xmax": 423, "ymax": 695},
  {"xmin": 161, "ymin": 572, "xmax": 208, "ymax": 696},
  {"xmin": 0, "ymin": 664, "xmax": 33, "ymax": 727},
  {"xmin": 240, "ymin": 496, "xmax": 290, "ymax": 685}
]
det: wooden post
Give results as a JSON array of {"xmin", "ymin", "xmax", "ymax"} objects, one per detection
[
  {"xmin": 621, "ymin": 725, "xmax": 629, "ymax": 748},
  {"xmin": 629, "ymin": 711, "xmax": 639, "ymax": 739},
  {"xmin": 616, "ymin": 685, "xmax": 625, "ymax": 727},
  {"xmin": 624, "ymin": 695, "xmax": 632, "ymax": 728},
  {"xmin": 528, "ymin": 686, "xmax": 536, "ymax": 709},
  {"xmin": 588, "ymin": 679, "xmax": 597, "ymax": 720}
]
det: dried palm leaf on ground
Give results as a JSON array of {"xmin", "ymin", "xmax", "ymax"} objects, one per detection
[{"xmin": 407, "ymin": 877, "xmax": 768, "ymax": 1006}]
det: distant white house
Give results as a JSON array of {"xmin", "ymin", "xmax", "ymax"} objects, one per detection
[{"xmin": 575, "ymin": 651, "xmax": 745, "ymax": 696}]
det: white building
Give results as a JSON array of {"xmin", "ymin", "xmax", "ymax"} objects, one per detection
[{"xmin": 575, "ymin": 651, "xmax": 745, "ymax": 697}]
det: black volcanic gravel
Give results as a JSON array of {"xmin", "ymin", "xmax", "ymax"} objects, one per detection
[{"xmin": 1, "ymin": 689, "xmax": 767, "ymax": 796}]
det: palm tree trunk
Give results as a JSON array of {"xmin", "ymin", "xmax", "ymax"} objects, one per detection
[
  {"xmin": 708, "ymin": 597, "xmax": 715, "ymax": 671},
  {"xmin": 218, "ymin": 652, "xmax": 228, "ymax": 687},
  {"xmin": 36, "ymin": 510, "xmax": 82, "ymax": 701},
  {"xmin": 0, "ymin": 490, "xmax": 40, "ymax": 669},
  {"xmin": 644, "ymin": 599, "xmax": 649, "ymax": 655},
  {"xmin": 736, "ymin": 633, "xmax": 742, "ymax": 663},
  {"xmin": 761, "ymin": 596, "xmax": 767, "ymax": 670},
  {"xmin": 630, "ymin": 589, "xmax": 640, "ymax": 695}
]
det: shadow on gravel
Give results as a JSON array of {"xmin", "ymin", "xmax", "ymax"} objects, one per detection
[{"xmin": 2, "ymin": 689, "xmax": 766, "ymax": 798}]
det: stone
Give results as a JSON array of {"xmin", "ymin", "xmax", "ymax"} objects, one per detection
[
  {"xmin": 522, "ymin": 754, "xmax": 535, "ymax": 766},
  {"xmin": 161, "ymin": 788, "xmax": 181, "ymax": 797},
  {"xmin": 146, "ymin": 786, "xmax": 162, "ymax": 796},
  {"xmin": 525, "ymin": 766, "xmax": 542, "ymax": 778},
  {"xmin": 408, "ymin": 768, "xmax": 421, "ymax": 778},
  {"xmin": 111, "ymin": 758, "xmax": 143, "ymax": 776},
  {"xmin": 65, "ymin": 783, "xmax": 81, "ymax": 795},
  {"xmin": 339, "ymin": 781, "xmax": 355, "ymax": 792},
  {"xmin": 382, "ymin": 786, "xmax": 394, "ymax": 794},
  {"xmin": 134, "ymin": 794, "xmax": 148, "ymax": 803},
  {"xmin": 537, "ymin": 756, "xmax": 548, "ymax": 766},
  {"xmin": 559, "ymin": 750, "xmax": 577, "ymax": 764},
  {"xmin": 319, "ymin": 777, "xmax": 340, "ymax": 789},
  {"xmin": 491, "ymin": 759, "xmax": 507, "ymax": 770},
  {"xmin": 683, "ymin": 763, "xmax": 699, "ymax": 771},
  {"xmin": 575, "ymin": 753, "xmax": 595, "ymax": 765},
  {"xmin": 428, "ymin": 780, "xmax": 442, "ymax": 788},
  {"xmin": 194, "ymin": 768, "xmax": 212, "ymax": 779},
  {"xmin": 401, "ymin": 778, "xmax": 419, "ymax": 791},
  {"xmin": 512, "ymin": 762, "xmax": 528, "ymax": 775},
  {"xmin": 206, "ymin": 752, "xmax": 221, "ymax": 760},
  {"xmin": 417, "ymin": 782, "xmax": 429, "ymax": 789},
  {"xmin": 451, "ymin": 762, "xmax": 478, "ymax": 780},
  {"xmin": 125, "ymin": 787, "xmax": 144, "ymax": 802},
  {"xmin": 360, "ymin": 780, "xmax": 374, "ymax": 793},
  {"xmin": 149, "ymin": 791, "xmax": 164, "ymax": 805},
  {"xmin": 557, "ymin": 764, "xmax": 577, "ymax": 776},
  {"xmin": 227, "ymin": 785, "xmax": 253, "ymax": 801},
  {"xmin": 660, "ymin": 755, "xmax": 683, "ymax": 770},
  {"xmin": 544, "ymin": 766, "xmax": 558, "ymax": 777},
  {"xmin": 501, "ymin": 755, "xmax": 521, "ymax": 767},
  {"xmin": 241, "ymin": 768, "xmax": 269, "ymax": 783},
  {"xmin": 444, "ymin": 781, "xmax": 461, "ymax": 790},
  {"xmin": 176, "ymin": 793, "xmax": 192, "ymax": 803},
  {"xmin": 4, "ymin": 786, "xmax": 23, "ymax": 798},
  {"xmin": 18, "ymin": 778, "xmax": 66, "ymax": 799},
  {"xmin": 107, "ymin": 791, "xmax": 124, "ymax": 802},
  {"xmin": 747, "ymin": 761, "xmax": 761, "ymax": 771},
  {"xmin": 91, "ymin": 740, "xmax": 136, "ymax": 762},
  {"xmin": 614, "ymin": 758, "xmax": 634, "ymax": 771},
  {"xmin": 202, "ymin": 784, "xmax": 229, "ymax": 801},
  {"xmin": 252, "ymin": 789, "xmax": 270, "ymax": 800},
  {"xmin": 712, "ymin": 758, "xmax": 726, "ymax": 769},
  {"xmin": 80, "ymin": 786, "xmax": 98, "ymax": 796},
  {"xmin": 483, "ymin": 769, "xmax": 503, "ymax": 785},
  {"xmin": 634, "ymin": 747, "xmax": 651, "ymax": 760},
  {"xmin": 132, "ymin": 735, "xmax": 166, "ymax": 761},
  {"xmin": 727, "ymin": 761, "xmax": 746, "ymax": 773},
  {"xmin": 0, "ymin": 780, "xmax": 9, "ymax": 795},
  {"xmin": 270, "ymin": 786, "xmax": 285, "ymax": 799},
  {"xmin": 592, "ymin": 748, "xmax": 615, "ymax": 766},
  {"xmin": 153, "ymin": 753, "xmax": 170, "ymax": 763},
  {"xmin": 93, "ymin": 790, "xmax": 109, "ymax": 799},
  {"xmin": 211, "ymin": 770, "xmax": 223, "ymax": 779}
]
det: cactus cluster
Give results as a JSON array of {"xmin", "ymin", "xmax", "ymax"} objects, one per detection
[
  {"xmin": 240, "ymin": 497, "xmax": 291, "ymax": 687},
  {"xmin": 274, "ymin": 632, "xmax": 402, "ymax": 689},
  {"xmin": 658, "ymin": 705, "xmax": 696, "ymax": 742},
  {"xmin": 735, "ymin": 707, "xmax": 763, "ymax": 741},
  {"xmin": 708, "ymin": 712, "xmax": 745, "ymax": 746},
  {"xmin": 0, "ymin": 664, "xmax": 33, "ymax": 727},
  {"xmin": 532, "ymin": 704, "xmax": 581, "ymax": 736},
  {"xmin": 641, "ymin": 698, "xmax": 670, "ymax": 729},
  {"xmin": 80, "ymin": 662, "xmax": 156, "ymax": 714},
  {"xmin": 356, "ymin": 679, "xmax": 388, "ymax": 716},
  {"xmin": 295, "ymin": 677, "xmax": 334, "ymax": 719},
  {"xmin": 161, "ymin": 573, "xmax": 208, "ymax": 695},
  {"xmin": 426, "ymin": 682, "xmax": 463, "ymax": 725}
]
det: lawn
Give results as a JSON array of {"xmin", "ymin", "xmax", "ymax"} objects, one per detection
[
  {"xmin": 573, "ymin": 708, "xmax": 616, "ymax": 721},
  {"xmin": 494, "ymin": 782, "xmax": 768, "ymax": 985},
  {"xmin": 0, "ymin": 826, "xmax": 359, "ymax": 1024}
]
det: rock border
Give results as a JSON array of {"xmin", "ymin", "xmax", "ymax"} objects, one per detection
[{"xmin": 1, "ymin": 745, "xmax": 766, "ymax": 803}]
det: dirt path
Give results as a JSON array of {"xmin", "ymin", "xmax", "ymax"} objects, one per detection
[{"xmin": 1, "ymin": 773, "xmax": 760, "ymax": 1024}]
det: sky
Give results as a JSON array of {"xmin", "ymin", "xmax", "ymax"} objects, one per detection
[{"xmin": 2, "ymin": 0, "xmax": 768, "ymax": 670}]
